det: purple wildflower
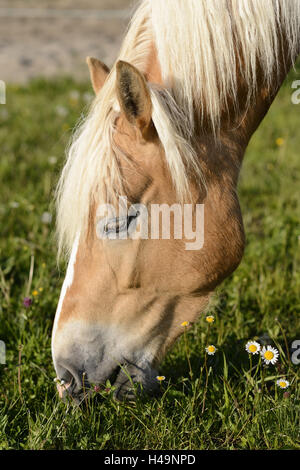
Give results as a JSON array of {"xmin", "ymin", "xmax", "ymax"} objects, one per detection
[{"xmin": 23, "ymin": 297, "xmax": 32, "ymax": 308}]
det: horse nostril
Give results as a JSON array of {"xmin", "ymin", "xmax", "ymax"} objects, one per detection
[
  {"xmin": 56, "ymin": 379, "xmax": 73, "ymax": 399},
  {"xmin": 58, "ymin": 368, "xmax": 73, "ymax": 385},
  {"xmin": 54, "ymin": 364, "xmax": 83, "ymax": 399},
  {"xmin": 108, "ymin": 365, "xmax": 122, "ymax": 385}
]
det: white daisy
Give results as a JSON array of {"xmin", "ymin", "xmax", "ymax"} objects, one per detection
[
  {"xmin": 245, "ymin": 340, "xmax": 261, "ymax": 355},
  {"xmin": 276, "ymin": 379, "xmax": 290, "ymax": 389},
  {"xmin": 156, "ymin": 376, "xmax": 166, "ymax": 382},
  {"xmin": 260, "ymin": 345, "xmax": 279, "ymax": 365},
  {"xmin": 205, "ymin": 345, "xmax": 217, "ymax": 355},
  {"xmin": 206, "ymin": 315, "xmax": 215, "ymax": 324}
]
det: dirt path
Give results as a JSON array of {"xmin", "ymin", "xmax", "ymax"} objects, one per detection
[{"xmin": 0, "ymin": 0, "xmax": 133, "ymax": 84}]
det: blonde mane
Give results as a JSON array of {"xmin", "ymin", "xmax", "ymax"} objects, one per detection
[{"xmin": 56, "ymin": 0, "xmax": 300, "ymax": 257}]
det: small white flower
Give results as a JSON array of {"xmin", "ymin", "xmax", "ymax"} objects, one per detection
[
  {"xmin": 69, "ymin": 90, "xmax": 80, "ymax": 101},
  {"xmin": 276, "ymin": 379, "xmax": 290, "ymax": 389},
  {"xmin": 10, "ymin": 201, "xmax": 19, "ymax": 208},
  {"xmin": 205, "ymin": 345, "xmax": 217, "ymax": 355},
  {"xmin": 156, "ymin": 376, "xmax": 165, "ymax": 382},
  {"xmin": 83, "ymin": 92, "xmax": 93, "ymax": 103},
  {"xmin": 206, "ymin": 315, "xmax": 215, "ymax": 324},
  {"xmin": 245, "ymin": 340, "xmax": 261, "ymax": 355},
  {"xmin": 260, "ymin": 345, "xmax": 279, "ymax": 365},
  {"xmin": 48, "ymin": 156, "xmax": 57, "ymax": 165},
  {"xmin": 41, "ymin": 212, "xmax": 52, "ymax": 224},
  {"xmin": 55, "ymin": 105, "xmax": 68, "ymax": 117}
]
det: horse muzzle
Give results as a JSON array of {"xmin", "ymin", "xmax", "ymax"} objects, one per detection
[{"xmin": 52, "ymin": 321, "xmax": 159, "ymax": 403}]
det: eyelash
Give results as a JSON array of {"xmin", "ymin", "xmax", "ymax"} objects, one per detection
[{"xmin": 102, "ymin": 212, "xmax": 140, "ymax": 236}]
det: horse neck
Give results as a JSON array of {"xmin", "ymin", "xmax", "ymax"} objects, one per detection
[
  {"xmin": 145, "ymin": 38, "xmax": 294, "ymax": 178},
  {"xmin": 237, "ymin": 54, "xmax": 293, "ymax": 149}
]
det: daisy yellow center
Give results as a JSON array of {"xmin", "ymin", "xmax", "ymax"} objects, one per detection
[
  {"xmin": 264, "ymin": 351, "xmax": 274, "ymax": 360},
  {"xmin": 279, "ymin": 381, "xmax": 286, "ymax": 388},
  {"xmin": 206, "ymin": 317, "xmax": 214, "ymax": 323},
  {"xmin": 208, "ymin": 346, "xmax": 215, "ymax": 353},
  {"xmin": 249, "ymin": 345, "xmax": 257, "ymax": 353}
]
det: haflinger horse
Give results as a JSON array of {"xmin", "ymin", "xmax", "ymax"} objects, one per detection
[{"xmin": 52, "ymin": 0, "xmax": 300, "ymax": 402}]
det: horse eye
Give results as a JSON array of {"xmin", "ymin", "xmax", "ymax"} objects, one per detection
[
  {"xmin": 104, "ymin": 218, "xmax": 127, "ymax": 234},
  {"xmin": 99, "ymin": 211, "xmax": 140, "ymax": 238},
  {"xmin": 126, "ymin": 211, "xmax": 140, "ymax": 231}
]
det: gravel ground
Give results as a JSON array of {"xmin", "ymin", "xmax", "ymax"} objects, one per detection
[{"xmin": 0, "ymin": 0, "xmax": 134, "ymax": 83}]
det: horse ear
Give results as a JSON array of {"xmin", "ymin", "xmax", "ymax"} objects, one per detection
[
  {"xmin": 86, "ymin": 57, "xmax": 110, "ymax": 95},
  {"xmin": 116, "ymin": 60, "xmax": 152, "ymax": 136}
]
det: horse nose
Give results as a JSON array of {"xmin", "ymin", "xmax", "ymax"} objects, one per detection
[
  {"xmin": 56, "ymin": 379, "xmax": 74, "ymax": 400},
  {"xmin": 53, "ymin": 350, "xmax": 122, "ymax": 402}
]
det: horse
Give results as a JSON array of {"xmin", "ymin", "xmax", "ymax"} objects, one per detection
[{"xmin": 52, "ymin": 0, "xmax": 300, "ymax": 401}]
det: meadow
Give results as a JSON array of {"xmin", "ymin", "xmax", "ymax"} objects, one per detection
[{"xmin": 0, "ymin": 66, "xmax": 299, "ymax": 450}]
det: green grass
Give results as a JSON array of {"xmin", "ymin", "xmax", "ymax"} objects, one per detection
[{"xmin": 0, "ymin": 70, "xmax": 299, "ymax": 450}]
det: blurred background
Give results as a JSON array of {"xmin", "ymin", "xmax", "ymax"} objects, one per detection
[{"xmin": 0, "ymin": 0, "xmax": 132, "ymax": 84}]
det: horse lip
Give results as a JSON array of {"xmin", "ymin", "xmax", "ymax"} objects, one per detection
[{"xmin": 56, "ymin": 379, "xmax": 74, "ymax": 399}]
